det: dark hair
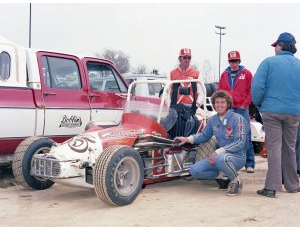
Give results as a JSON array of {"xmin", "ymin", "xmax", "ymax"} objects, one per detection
[
  {"xmin": 211, "ymin": 90, "xmax": 233, "ymax": 110},
  {"xmin": 278, "ymin": 41, "xmax": 297, "ymax": 54}
]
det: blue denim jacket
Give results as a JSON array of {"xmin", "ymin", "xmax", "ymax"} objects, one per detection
[{"xmin": 192, "ymin": 110, "xmax": 247, "ymax": 154}]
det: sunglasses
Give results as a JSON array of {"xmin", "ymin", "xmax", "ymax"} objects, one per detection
[
  {"xmin": 229, "ymin": 60, "xmax": 240, "ymax": 63},
  {"xmin": 182, "ymin": 56, "xmax": 191, "ymax": 60}
]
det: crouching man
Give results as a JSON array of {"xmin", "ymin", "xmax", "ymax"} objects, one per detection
[{"xmin": 175, "ymin": 90, "xmax": 248, "ymax": 196}]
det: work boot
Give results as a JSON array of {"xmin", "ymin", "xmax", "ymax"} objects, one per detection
[
  {"xmin": 257, "ymin": 188, "xmax": 276, "ymax": 198},
  {"xmin": 216, "ymin": 179, "xmax": 231, "ymax": 191}
]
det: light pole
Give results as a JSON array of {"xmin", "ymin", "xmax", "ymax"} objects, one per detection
[
  {"xmin": 29, "ymin": 3, "xmax": 32, "ymax": 48},
  {"xmin": 215, "ymin": 25, "xmax": 226, "ymax": 81}
]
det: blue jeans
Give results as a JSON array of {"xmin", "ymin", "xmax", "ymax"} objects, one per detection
[
  {"xmin": 190, "ymin": 152, "xmax": 246, "ymax": 180},
  {"xmin": 231, "ymin": 108, "xmax": 255, "ymax": 168}
]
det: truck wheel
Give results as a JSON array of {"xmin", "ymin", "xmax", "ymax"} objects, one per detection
[
  {"xmin": 253, "ymin": 142, "xmax": 264, "ymax": 154},
  {"xmin": 93, "ymin": 146, "xmax": 144, "ymax": 206},
  {"xmin": 12, "ymin": 137, "xmax": 55, "ymax": 190},
  {"xmin": 195, "ymin": 136, "xmax": 218, "ymax": 186}
]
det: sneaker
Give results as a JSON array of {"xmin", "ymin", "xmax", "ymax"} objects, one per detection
[
  {"xmin": 226, "ymin": 180, "xmax": 242, "ymax": 196},
  {"xmin": 257, "ymin": 188, "xmax": 276, "ymax": 198},
  {"xmin": 246, "ymin": 167, "xmax": 254, "ymax": 173},
  {"xmin": 216, "ymin": 179, "xmax": 231, "ymax": 191}
]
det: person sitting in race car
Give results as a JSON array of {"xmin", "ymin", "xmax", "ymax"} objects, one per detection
[
  {"xmin": 175, "ymin": 90, "xmax": 248, "ymax": 196},
  {"xmin": 167, "ymin": 48, "xmax": 203, "ymax": 139}
]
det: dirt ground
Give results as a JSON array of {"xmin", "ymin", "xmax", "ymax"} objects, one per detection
[{"xmin": 0, "ymin": 156, "xmax": 300, "ymax": 227}]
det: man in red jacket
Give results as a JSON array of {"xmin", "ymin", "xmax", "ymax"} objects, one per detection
[{"xmin": 218, "ymin": 51, "xmax": 255, "ymax": 173}]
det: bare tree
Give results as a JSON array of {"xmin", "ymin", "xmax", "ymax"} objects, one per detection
[
  {"xmin": 201, "ymin": 59, "xmax": 215, "ymax": 83},
  {"xmin": 96, "ymin": 49, "xmax": 130, "ymax": 74},
  {"xmin": 132, "ymin": 65, "xmax": 147, "ymax": 74}
]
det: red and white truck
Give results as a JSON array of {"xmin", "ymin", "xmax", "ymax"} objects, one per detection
[{"xmin": 0, "ymin": 36, "xmax": 138, "ymax": 163}]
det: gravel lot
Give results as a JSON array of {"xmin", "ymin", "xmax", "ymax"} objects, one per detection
[{"xmin": 0, "ymin": 156, "xmax": 299, "ymax": 227}]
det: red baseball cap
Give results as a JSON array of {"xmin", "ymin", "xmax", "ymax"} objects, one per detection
[
  {"xmin": 228, "ymin": 51, "xmax": 241, "ymax": 61},
  {"xmin": 179, "ymin": 48, "xmax": 191, "ymax": 57}
]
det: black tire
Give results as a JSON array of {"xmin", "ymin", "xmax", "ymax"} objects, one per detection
[
  {"xmin": 93, "ymin": 145, "xmax": 144, "ymax": 206},
  {"xmin": 12, "ymin": 137, "xmax": 55, "ymax": 190},
  {"xmin": 195, "ymin": 136, "xmax": 218, "ymax": 186},
  {"xmin": 253, "ymin": 142, "xmax": 264, "ymax": 154}
]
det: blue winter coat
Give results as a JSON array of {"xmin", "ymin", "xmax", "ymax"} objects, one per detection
[{"xmin": 251, "ymin": 51, "xmax": 300, "ymax": 115}]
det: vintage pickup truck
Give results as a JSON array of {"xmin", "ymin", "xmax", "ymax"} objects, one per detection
[{"xmin": 0, "ymin": 36, "xmax": 141, "ymax": 163}]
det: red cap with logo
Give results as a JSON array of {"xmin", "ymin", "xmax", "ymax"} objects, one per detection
[
  {"xmin": 179, "ymin": 48, "xmax": 191, "ymax": 57},
  {"xmin": 228, "ymin": 51, "xmax": 241, "ymax": 61}
]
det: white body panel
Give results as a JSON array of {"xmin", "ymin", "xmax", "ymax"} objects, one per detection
[
  {"xmin": 44, "ymin": 109, "xmax": 91, "ymax": 136},
  {"xmin": 0, "ymin": 108, "xmax": 36, "ymax": 138}
]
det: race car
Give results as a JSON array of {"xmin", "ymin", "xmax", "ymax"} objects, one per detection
[{"xmin": 13, "ymin": 79, "xmax": 216, "ymax": 206}]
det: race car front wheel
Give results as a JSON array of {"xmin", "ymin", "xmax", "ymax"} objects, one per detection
[
  {"xmin": 12, "ymin": 137, "xmax": 55, "ymax": 190},
  {"xmin": 93, "ymin": 145, "xmax": 144, "ymax": 206}
]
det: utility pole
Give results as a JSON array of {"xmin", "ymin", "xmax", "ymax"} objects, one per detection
[
  {"xmin": 215, "ymin": 25, "xmax": 226, "ymax": 81},
  {"xmin": 29, "ymin": 3, "xmax": 32, "ymax": 48}
]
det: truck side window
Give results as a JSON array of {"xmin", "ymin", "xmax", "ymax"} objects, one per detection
[
  {"xmin": 42, "ymin": 56, "xmax": 81, "ymax": 90},
  {"xmin": 0, "ymin": 51, "xmax": 11, "ymax": 81},
  {"xmin": 87, "ymin": 62, "xmax": 127, "ymax": 93}
]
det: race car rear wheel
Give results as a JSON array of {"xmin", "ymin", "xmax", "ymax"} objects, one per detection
[
  {"xmin": 194, "ymin": 136, "xmax": 219, "ymax": 186},
  {"xmin": 195, "ymin": 136, "xmax": 217, "ymax": 161},
  {"xmin": 93, "ymin": 145, "xmax": 144, "ymax": 206},
  {"xmin": 12, "ymin": 137, "xmax": 55, "ymax": 190}
]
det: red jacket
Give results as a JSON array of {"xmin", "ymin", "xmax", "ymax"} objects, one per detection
[
  {"xmin": 170, "ymin": 67, "xmax": 201, "ymax": 105},
  {"xmin": 218, "ymin": 66, "xmax": 253, "ymax": 108}
]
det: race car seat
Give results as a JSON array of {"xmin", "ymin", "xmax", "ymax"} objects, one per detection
[{"xmin": 168, "ymin": 82, "xmax": 199, "ymax": 139}]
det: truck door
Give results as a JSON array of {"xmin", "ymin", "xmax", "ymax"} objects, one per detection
[
  {"xmin": 82, "ymin": 58, "xmax": 128, "ymax": 125},
  {"xmin": 37, "ymin": 52, "xmax": 90, "ymax": 136}
]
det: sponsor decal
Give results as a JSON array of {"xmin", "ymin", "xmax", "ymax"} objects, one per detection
[
  {"xmin": 239, "ymin": 74, "xmax": 245, "ymax": 79},
  {"xmin": 59, "ymin": 115, "xmax": 82, "ymax": 128},
  {"xmin": 225, "ymin": 125, "xmax": 233, "ymax": 139},
  {"xmin": 102, "ymin": 129, "xmax": 145, "ymax": 139},
  {"xmin": 229, "ymin": 51, "xmax": 237, "ymax": 58}
]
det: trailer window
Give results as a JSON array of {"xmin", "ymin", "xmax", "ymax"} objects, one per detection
[
  {"xmin": 42, "ymin": 56, "xmax": 81, "ymax": 90},
  {"xmin": 0, "ymin": 51, "xmax": 10, "ymax": 81}
]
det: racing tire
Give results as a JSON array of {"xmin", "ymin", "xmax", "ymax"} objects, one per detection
[
  {"xmin": 253, "ymin": 142, "xmax": 264, "ymax": 154},
  {"xmin": 12, "ymin": 136, "xmax": 55, "ymax": 190},
  {"xmin": 93, "ymin": 145, "xmax": 144, "ymax": 206},
  {"xmin": 195, "ymin": 136, "xmax": 218, "ymax": 186}
]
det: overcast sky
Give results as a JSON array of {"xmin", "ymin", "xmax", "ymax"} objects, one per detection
[{"xmin": 0, "ymin": 3, "xmax": 300, "ymax": 79}]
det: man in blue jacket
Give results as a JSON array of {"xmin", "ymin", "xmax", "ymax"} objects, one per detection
[
  {"xmin": 175, "ymin": 90, "xmax": 248, "ymax": 196},
  {"xmin": 252, "ymin": 32, "xmax": 300, "ymax": 198}
]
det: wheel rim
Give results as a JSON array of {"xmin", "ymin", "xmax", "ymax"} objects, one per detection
[
  {"xmin": 113, "ymin": 156, "xmax": 140, "ymax": 197},
  {"xmin": 31, "ymin": 146, "xmax": 51, "ymax": 182}
]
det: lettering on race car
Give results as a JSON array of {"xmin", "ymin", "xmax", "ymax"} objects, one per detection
[{"xmin": 101, "ymin": 130, "xmax": 145, "ymax": 139}]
